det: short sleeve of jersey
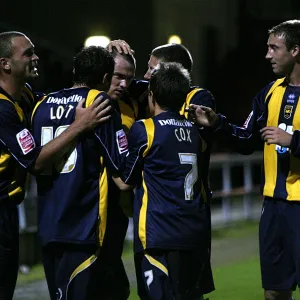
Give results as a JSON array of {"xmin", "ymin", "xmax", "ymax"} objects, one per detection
[
  {"xmin": 93, "ymin": 96, "xmax": 128, "ymax": 174},
  {"xmin": 190, "ymin": 89, "xmax": 216, "ymax": 110},
  {"xmin": 120, "ymin": 121, "xmax": 148, "ymax": 185},
  {"xmin": 0, "ymin": 100, "xmax": 40, "ymax": 168}
]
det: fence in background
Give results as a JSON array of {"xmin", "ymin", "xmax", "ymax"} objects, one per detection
[{"xmin": 209, "ymin": 151, "xmax": 263, "ymax": 227}]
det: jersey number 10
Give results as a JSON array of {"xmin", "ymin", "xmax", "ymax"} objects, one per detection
[{"xmin": 41, "ymin": 126, "xmax": 77, "ymax": 173}]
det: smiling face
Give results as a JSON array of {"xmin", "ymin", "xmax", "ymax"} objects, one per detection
[
  {"xmin": 108, "ymin": 55, "xmax": 135, "ymax": 100},
  {"xmin": 265, "ymin": 33, "xmax": 297, "ymax": 76},
  {"xmin": 2, "ymin": 35, "xmax": 39, "ymax": 83}
]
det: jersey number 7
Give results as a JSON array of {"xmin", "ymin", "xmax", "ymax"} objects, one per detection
[{"xmin": 178, "ymin": 153, "xmax": 198, "ymax": 201}]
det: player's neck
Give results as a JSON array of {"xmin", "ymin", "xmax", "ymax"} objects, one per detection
[
  {"xmin": 72, "ymin": 83, "xmax": 88, "ymax": 89},
  {"xmin": 153, "ymin": 106, "xmax": 166, "ymax": 116},
  {"xmin": 0, "ymin": 76, "xmax": 24, "ymax": 101},
  {"xmin": 286, "ymin": 66, "xmax": 300, "ymax": 86}
]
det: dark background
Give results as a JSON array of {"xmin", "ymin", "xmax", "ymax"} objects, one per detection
[{"xmin": 2, "ymin": 0, "xmax": 300, "ymax": 142}]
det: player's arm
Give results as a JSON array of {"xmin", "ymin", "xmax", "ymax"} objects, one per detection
[
  {"xmin": 112, "ymin": 176, "xmax": 132, "ymax": 191},
  {"xmin": 94, "ymin": 95, "xmax": 129, "ymax": 174},
  {"xmin": 190, "ymin": 91, "xmax": 265, "ymax": 154},
  {"xmin": 0, "ymin": 101, "xmax": 42, "ymax": 169},
  {"xmin": 260, "ymin": 126, "xmax": 293, "ymax": 147},
  {"xmin": 112, "ymin": 121, "xmax": 147, "ymax": 191},
  {"xmin": 290, "ymin": 131, "xmax": 300, "ymax": 157},
  {"xmin": 32, "ymin": 96, "xmax": 112, "ymax": 173}
]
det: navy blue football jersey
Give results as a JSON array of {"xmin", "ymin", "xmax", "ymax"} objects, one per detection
[
  {"xmin": 216, "ymin": 78, "xmax": 300, "ymax": 201},
  {"xmin": 31, "ymin": 87, "xmax": 127, "ymax": 246},
  {"xmin": 120, "ymin": 111, "xmax": 208, "ymax": 252},
  {"xmin": 0, "ymin": 87, "xmax": 41, "ymax": 204},
  {"xmin": 128, "ymin": 80, "xmax": 215, "ymax": 202}
]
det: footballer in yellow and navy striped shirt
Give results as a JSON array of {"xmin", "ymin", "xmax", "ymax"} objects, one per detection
[{"xmin": 191, "ymin": 20, "xmax": 300, "ymax": 297}]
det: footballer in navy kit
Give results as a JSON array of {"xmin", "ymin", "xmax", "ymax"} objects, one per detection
[
  {"xmin": 113, "ymin": 62, "xmax": 211, "ymax": 300},
  {"xmin": 98, "ymin": 48, "xmax": 137, "ymax": 299},
  {"xmin": 0, "ymin": 32, "xmax": 110, "ymax": 300},
  {"xmin": 31, "ymin": 46, "xmax": 128, "ymax": 300}
]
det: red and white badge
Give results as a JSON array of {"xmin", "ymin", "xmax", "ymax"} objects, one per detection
[
  {"xmin": 16, "ymin": 129, "xmax": 35, "ymax": 154},
  {"xmin": 116, "ymin": 129, "xmax": 128, "ymax": 154}
]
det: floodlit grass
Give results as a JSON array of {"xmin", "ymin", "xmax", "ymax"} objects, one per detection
[
  {"xmin": 212, "ymin": 220, "xmax": 258, "ymax": 239},
  {"xmin": 17, "ymin": 264, "xmax": 45, "ymax": 285},
  {"xmin": 209, "ymin": 257, "xmax": 262, "ymax": 300}
]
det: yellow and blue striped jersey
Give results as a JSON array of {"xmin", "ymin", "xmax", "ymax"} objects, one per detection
[
  {"xmin": 0, "ymin": 86, "xmax": 41, "ymax": 204},
  {"xmin": 217, "ymin": 78, "xmax": 300, "ymax": 201},
  {"xmin": 31, "ymin": 87, "xmax": 127, "ymax": 246}
]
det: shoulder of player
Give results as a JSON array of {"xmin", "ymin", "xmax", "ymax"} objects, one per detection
[
  {"xmin": 85, "ymin": 90, "xmax": 110, "ymax": 108},
  {"xmin": 131, "ymin": 119, "xmax": 147, "ymax": 130},
  {"xmin": 0, "ymin": 97, "xmax": 17, "ymax": 110},
  {"xmin": 0, "ymin": 99, "xmax": 23, "ymax": 124},
  {"xmin": 189, "ymin": 87, "xmax": 215, "ymax": 107},
  {"xmin": 253, "ymin": 79, "xmax": 284, "ymax": 105}
]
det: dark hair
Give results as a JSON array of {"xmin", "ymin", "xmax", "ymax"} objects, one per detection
[
  {"xmin": 269, "ymin": 20, "xmax": 300, "ymax": 50},
  {"xmin": 73, "ymin": 46, "xmax": 115, "ymax": 88},
  {"xmin": 149, "ymin": 62, "xmax": 190, "ymax": 112},
  {"xmin": 151, "ymin": 44, "xmax": 193, "ymax": 72},
  {"xmin": 0, "ymin": 31, "xmax": 26, "ymax": 58},
  {"xmin": 111, "ymin": 47, "xmax": 136, "ymax": 68}
]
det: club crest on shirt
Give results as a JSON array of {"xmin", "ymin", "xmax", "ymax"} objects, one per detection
[
  {"xmin": 116, "ymin": 129, "xmax": 128, "ymax": 154},
  {"xmin": 284, "ymin": 105, "xmax": 293, "ymax": 119},
  {"xmin": 16, "ymin": 128, "xmax": 35, "ymax": 154}
]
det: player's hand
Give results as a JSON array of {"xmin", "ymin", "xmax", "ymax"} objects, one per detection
[
  {"xmin": 106, "ymin": 39, "xmax": 135, "ymax": 55},
  {"xmin": 75, "ymin": 96, "xmax": 112, "ymax": 131},
  {"xmin": 188, "ymin": 104, "xmax": 218, "ymax": 127},
  {"xmin": 260, "ymin": 126, "xmax": 292, "ymax": 146}
]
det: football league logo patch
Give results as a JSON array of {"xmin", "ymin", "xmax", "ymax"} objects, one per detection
[
  {"xmin": 284, "ymin": 105, "xmax": 293, "ymax": 119},
  {"xmin": 116, "ymin": 129, "xmax": 128, "ymax": 154},
  {"xmin": 16, "ymin": 129, "xmax": 35, "ymax": 154}
]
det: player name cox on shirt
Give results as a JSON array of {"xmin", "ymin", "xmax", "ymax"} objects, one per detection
[
  {"xmin": 16, "ymin": 129, "xmax": 35, "ymax": 154},
  {"xmin": 158, "ymin": 119, "xmax": 193, "ymax": 143}
]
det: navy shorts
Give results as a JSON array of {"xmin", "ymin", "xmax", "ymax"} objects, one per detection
[
  {"xmin": 42, "ymin": 243, "xmax": 100, "ymax": 300},
  {"xmin": 97, "ymin": 200, "xmax": 130, "ymax": 299},
  {"xmin": 139, "ymin": 248, "xmax": 211, "ymax": 300},
  {"xmin": 135, "ymin": 204, "xmax": 214, "ymax": 299},
  {"xmin": 259, "ymin": 197, "xmax": 300, "ymax": 290}
]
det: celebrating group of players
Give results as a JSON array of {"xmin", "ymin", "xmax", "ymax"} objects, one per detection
[{"xmin": 1, "ymin": 18, "xmax": 300, "ymax": 300}]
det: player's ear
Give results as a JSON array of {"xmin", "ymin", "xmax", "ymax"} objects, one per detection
[
  {"xmin": 0, "ymin": 57, "xmax": 11, "ymax": 71},
  {"xmin": 102, "ymin": 73, "xmax": 110, "ymax": 87},
  {"xmin": 148, "ymin": 90, "xmax": 153, "ymax": 100},
  {"xmin": 292, "ymin": 44, "xmax": 300, "ymax": 58},
  {"xmin": 148, "ymin": 90, "xmax": 156, "ymax": 107}
]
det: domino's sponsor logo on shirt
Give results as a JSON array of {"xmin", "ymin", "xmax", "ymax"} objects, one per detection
[
  {"xmin": 116, "ymin": 129, "xmax": 128, "ymax": 154},
  {"xmin": 16, "ymin": 129, "xmax": 35, "ymax": 154}
]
